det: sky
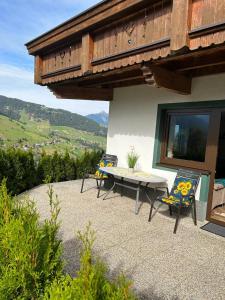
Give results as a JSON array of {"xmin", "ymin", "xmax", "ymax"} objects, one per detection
[{"xmin": 0, "ymin": 0, "xmax": 109, "ymax": 115}]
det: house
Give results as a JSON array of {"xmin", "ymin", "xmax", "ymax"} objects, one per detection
[{"xmin": 26, "ymin": 0, "xmax": 225, "ymax": 227}]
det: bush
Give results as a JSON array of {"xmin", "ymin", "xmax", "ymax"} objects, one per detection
[
  {"xmin": 0, "ymin": 179, "xmax": 62, "ymax": 299},
  {"xmin": 0, "ymin": 180, "xmax": 137, "ymax": 300},
  {"xmin": 76, "ymin": 149, "xmax": 103, "ymax": 178},
  {"xmin": 0, "ymin": 148, "xmax": 37, "ymax": 195},
  {"xmin": 37, "ymin": 150, "xmax": 82, "ymax": 183},
  {"xmin": 44, "ymin": 224, "xmax": 136, "ymax": 300},
  {"xmin": 0, "ymin": 148, "xmax": 103, "ymax": 195}
]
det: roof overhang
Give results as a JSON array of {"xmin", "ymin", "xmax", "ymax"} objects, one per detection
[{"xmin": 26, "ymin": 0, "xmax": 225, "ymax": 100}]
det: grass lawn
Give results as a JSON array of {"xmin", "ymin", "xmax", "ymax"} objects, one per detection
[{"xmin": 0, "ymin": 113, "xmax": 106, "ymax": 157}]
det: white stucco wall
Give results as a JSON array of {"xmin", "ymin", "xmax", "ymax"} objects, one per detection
[{"xmin": 106, "ymin": 73, "xmax": 225, "ymax": 199}]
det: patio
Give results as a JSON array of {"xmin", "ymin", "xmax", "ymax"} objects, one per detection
[{"xmin": 28, "ymin": 179, "xmax": 225, "ymax": 300}]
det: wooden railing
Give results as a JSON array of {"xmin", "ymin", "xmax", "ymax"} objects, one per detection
[
  {"xmin": 40, "ymin": 42, "xmax": 82, "ymax": 84},
  {"xmin": 34, "ymin": 0, "xmax": 225, "ymax": 86},
  {"xmin": 190, "ymin": 0, "xmax": 225, "ymax": 49},
  {"xmin": 92, "ymin": 3, "xmax": 171, "ymax": 73}
]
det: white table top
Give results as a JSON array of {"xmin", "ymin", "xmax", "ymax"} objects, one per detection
[{"xmin": 100, "ymin": 167, "xmax": 167, "ymax": 184}]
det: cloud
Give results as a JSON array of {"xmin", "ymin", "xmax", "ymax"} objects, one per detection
[
  {"xmin": 0, "ymin": 63, "xmax": 109, "ymax": 115},
  {"xmin": 0, "ymin": 64, "xmax": 33, "ymax": 81},
  {"xmin": 0, "ymin": 0, "xmax": 109, "ymax": 115}
]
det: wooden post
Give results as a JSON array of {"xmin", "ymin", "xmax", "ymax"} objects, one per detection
[
  {"xmin": 170, "ymin": 0, "xmax": 192, "ymax": 52},
  {"xmin": 34, "ymin": 55, "xmax": 43, "ymax": 84},
  {"xmin": 81, "ymin": 33, "xmax": 93, "ymax": 75}
]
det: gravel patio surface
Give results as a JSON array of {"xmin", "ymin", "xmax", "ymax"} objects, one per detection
[{"xmin": 27, "ymin": 179, "xmax": 225, "ymax": 300}]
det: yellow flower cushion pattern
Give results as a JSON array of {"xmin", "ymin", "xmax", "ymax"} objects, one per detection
[
  {"xmin": 94, "ymin": 160, "xmax": 114, "ymax": 179},
  {"xmin": 158, "ymin": 175, "xmax": 198, "ymax": 207},
  {"xmin": 160, "ymin": 195, "xmax": 192, "ymax": 207}
]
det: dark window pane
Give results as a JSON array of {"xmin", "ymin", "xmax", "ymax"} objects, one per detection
[{"xmin": 166, "ymin": 114, "xmax": 209, "ymax": 162}]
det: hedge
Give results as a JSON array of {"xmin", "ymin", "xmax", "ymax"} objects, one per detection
[{"xmin": 0, "ymin": 148, "xmax": 103, "ymax": 195}]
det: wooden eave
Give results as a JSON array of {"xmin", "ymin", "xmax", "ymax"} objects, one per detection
[
  {"xmin": 47, "ymin": 41, "xmax": 225, "ymax": 98},
  {"xmin": 26, "ymin": 0, "xmax": 225, "ymax": 100}
]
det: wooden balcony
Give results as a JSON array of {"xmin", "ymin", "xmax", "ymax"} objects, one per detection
[{"xmin": 26, "ymin": 0, "xmax": 225, "ymax": 100}]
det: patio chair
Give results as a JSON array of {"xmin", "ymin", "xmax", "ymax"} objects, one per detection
[
  {"xmin": 80, "ymin": 154, "xmax": 118, "ymax": 198},
  {"xmin": 148, "ymin": 169, "xmax": 201, "ymax": 234}
]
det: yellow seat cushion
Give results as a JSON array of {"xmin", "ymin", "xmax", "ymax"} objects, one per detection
[
  {"xmin": 159, "ymin": 195, "xmax": 192, "ymax": 207},
  {"xmin": 94, "ymin": 160, "xmax": 114, "ymax": 179}
]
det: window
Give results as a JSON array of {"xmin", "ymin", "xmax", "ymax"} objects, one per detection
[
  {"xmin": 166, "ymin": 113, "xmax": 209, "ymax": 162},
  {"xmin": 160, "ymin": 109, "xmax": 215, "ymax": 171}
]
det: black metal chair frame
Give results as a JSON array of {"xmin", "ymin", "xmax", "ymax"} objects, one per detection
[
  {"xmin": 80, "ymin": 154, "xmax": 118, "ymax": 198},
  {"xmin": 148, "ymin": 169, "xmax": 201, "ymax": 234}
]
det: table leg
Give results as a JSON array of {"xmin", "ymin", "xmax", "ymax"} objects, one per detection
[
  {"xmin": 103, "ymin": 176, "xmax": 116, "ymax": 200},
  {"xmin": 121, "ymin": 177, "xmax": 124, "ymax": 197},
  {"xmin": 97, "ymin": 178, "xmax": 103, "ymax": 198},
  {"xmin": 144, "ymin": 184, "xmax": 157, "ymax": 209},
  {"xmin": 135, "ymin": 181, "xmax": 142, "ymax": 214}
]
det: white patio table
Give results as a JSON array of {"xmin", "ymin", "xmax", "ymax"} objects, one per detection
[{"xmin": 99, "ymin": 167, "xmax": 167, "ymax": 214}]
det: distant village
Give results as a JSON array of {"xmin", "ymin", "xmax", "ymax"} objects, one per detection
[
  {"xmin": 16, "ymin": 139, "xmax": 61, "ymax": 151},
  {"xmin": 0, "ymin": 134, "xmax": 102, "ymax": 153},
  {"xmin": 0, "ymin": 135, "xmax": 63, "ymax": 151}
]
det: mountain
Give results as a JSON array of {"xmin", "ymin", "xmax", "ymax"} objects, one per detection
[
  {"xmin": 86, "ymin": 111, "xmax": 108, "ymax": 127},
  {"xmin": 0, "ymin": 114, "xmax": 106, "ymax": 157},
  {"xmin": 0, "ymin": 95, "xmax": 107, "ymax": 136}
]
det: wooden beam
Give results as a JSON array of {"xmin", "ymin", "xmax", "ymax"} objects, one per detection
[
  {"xmin": 49, "ymin": 85, "xmax": 113, "ymax": 101},
  {"xmin": 141, "ymin": 65, "xmax": 156, "ymax": 85},
  {"xmin": 141, "ymin": 65, "xmax": 192, "ymax": 95},
  {"xmin": 152, "ymin": 66, "xmax": 192, "ymax": 94},
  {"xmin": 173, "ymin": 50, "xmax": 225, "ymax": 72},
  {"xmin": 170, "ymin": 0, "xmax": 192, "ymax": 52},
  {"xmin": 152, "ymin": 44, "xmax": 225, "ymax": 72},
  {"xmin": 85, "ymin": 75, "xmax": 144, "ymax": 88},
  {"xmin": 179, "ymin": 60, "xmax": 225, "ymax": 72},
  {"xmin": 81, "ymin": 33, "xmax": 93, "ymax": 75},
  {"xmin": 160, "ymin": 46, "xmax": 225, "ymax": 73},
  {"xmin": 78, "ymin": 67, "xmax": 143, "ymax": 87},
  {"xmin": 34, "ymin": 55, "xmax": 43, "ymax": 84},
  {"xmin": 77, "ymin": 64, "xmax": 142, "ymax": 83},
  {"xmin": 103, "ymin": 78, "xmax": 144, "ymax": 89},
  {"xmin": 189, "ymin": 21, "xmax": 225, "ymax": 39},
  {"xmin": 190, "ymin": 64, "xmax": 225, "ymax": 78}
]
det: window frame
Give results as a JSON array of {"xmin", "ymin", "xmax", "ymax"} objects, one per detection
[{"xmin": 160, "ymin": 108, "xmax": 219, "ymax": 172}]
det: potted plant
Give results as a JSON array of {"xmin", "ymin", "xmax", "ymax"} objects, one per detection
[{"xmin": 127, "ymin": 147, "xmax": 139, "ymax": 172}]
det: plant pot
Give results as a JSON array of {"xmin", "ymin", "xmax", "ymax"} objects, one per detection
[{"xmin": 128, "ymin": 167, "xmax": 134, "ymax": 173}]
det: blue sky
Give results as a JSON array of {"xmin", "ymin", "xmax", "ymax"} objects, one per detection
[{"xmin": 0, "ymin": 0, "xmax": 109, "ymax": 115}]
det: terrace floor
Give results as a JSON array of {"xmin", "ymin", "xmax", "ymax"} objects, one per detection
[{"xmin": 28, "ymin": 179, "xmax": 225, "ymax": 300}]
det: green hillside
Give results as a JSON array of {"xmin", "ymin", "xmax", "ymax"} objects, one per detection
[
  {"xmin": 0, "ymin": 114, "xmax": 106, "ymax": 157},
  {"xmin": 0, "ymin": 95, "xmax": 107, "ymax": 136}
]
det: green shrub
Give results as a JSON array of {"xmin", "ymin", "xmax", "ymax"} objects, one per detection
[
  {"xmin": 63, "ymin": 152, "xmax": 77, "ymax": 181},
  {"xmin": 0, "ymin": 179, "xmax": 62, "ymax": 299},
  {"xmin": 37, "ymin": 151, "xmax": 77, "ymax": 183},
  {"xmin": 44, "ymin": 224, "xmax": 136, "ymax": 300},
  {"xmin": 0, "ymin": 148, "xmax": 102, "ymax": 195},
  {"xmin": 0, "ymin": 180, "xmax": 137, "ymax": 300},
  {"xmin": 76, "ymin": 149, "xmax": 103, "ymax": 178},
  {"xmin": 0, "ymin": 148, "xmax": 37, "ymax": 195}
]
